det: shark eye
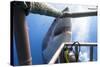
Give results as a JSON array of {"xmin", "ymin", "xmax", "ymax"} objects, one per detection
[
  {"xmin": 54, "ymin": 26, "xmax": 71, "ymax": 36},
  {"xmin": 53, "ymin": 27, "xmax": 66, "ymax": 36},
  {"xmin": 54, "ymin": 28, "xmax": 63, "ymax": 36}
]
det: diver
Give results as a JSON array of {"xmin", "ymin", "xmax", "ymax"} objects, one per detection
[{"xmin": 64, "ymin": 41, "xmax": 80, "ymax": 63}]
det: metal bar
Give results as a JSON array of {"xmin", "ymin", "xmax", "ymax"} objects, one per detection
[
  {"xmin": 48, "ymin": 42, "xmax": 97, "ymax": 64},
  {"xmin": 75, "ymin": 45, "xmax": 79, "ymax": 62},
  {"xmin": 61, "ymin": 11, "xmax": 97, "ymax": 18},
  {"xmin": 12, "ymin": 1, "xmax": 32, "ymax": 65},
  {"xmin": 90, "ymin": 46, "xmax": 93, "ymax": 61},
  {"xmin": 65, "ymin": 42, "xmax": 97, "ymax": 46},
  {"xmin": 48, "ymin": 43, "xmax": 65, "ymax": 64}
]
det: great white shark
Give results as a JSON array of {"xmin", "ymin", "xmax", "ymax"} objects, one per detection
[{"xmin": 42, "ymin": 7, "xmax": 72, "ymax": 63}]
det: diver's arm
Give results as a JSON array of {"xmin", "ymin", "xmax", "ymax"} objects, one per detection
[{"xmin": 30, "ymin": 2, "xmax": 63, "ymax": 17}]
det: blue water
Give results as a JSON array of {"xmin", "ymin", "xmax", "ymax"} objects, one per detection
[
  {"xmin": 88, "ymin": 16, "xmax": 97, "ymax": 42},
  {"xmin": 72, "ymin": 16, "xmax": 97, "ymax": 42},
  {"xmin": 13, "ymin": 14, "xmax": 97, "ymax": 65}
]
